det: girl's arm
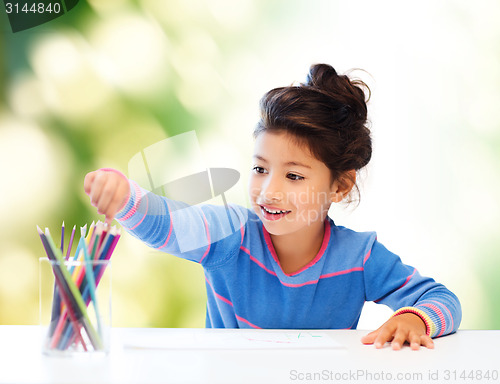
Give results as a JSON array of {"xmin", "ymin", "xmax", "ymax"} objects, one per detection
[
  {"xmin": 361, "ymin": 240, "xmax": 462, "ymax": 350},
  {"xmin": 84, "ymin": 168, "xmax": 245, "ymax": 265}
]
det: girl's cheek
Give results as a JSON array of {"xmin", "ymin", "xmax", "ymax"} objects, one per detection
[{"xmin": 248, "ymin": 179, "xmax": 260, "ymax": 201}]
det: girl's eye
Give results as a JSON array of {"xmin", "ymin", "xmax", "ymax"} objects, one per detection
[
  {"xmin": 253, "ymin": 166, "xmax": 267, "ymax": 174},
  {"xmin": 287, "ymin": 173, "xmax": 304, "ymax": 181}
]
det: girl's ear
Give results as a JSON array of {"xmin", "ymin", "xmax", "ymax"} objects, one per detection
[{"xmin": 330, "ymin": 170, "xmax": 356, "ymax": 203}]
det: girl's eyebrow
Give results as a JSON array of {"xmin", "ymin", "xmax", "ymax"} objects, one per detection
[
  {"xmin": 285, "ymin": 161, "xmax": 311, "ymax": 169},
  {"xmin": 253, "ymin": 155, "xmax": 311, "ymax": 169},
  {"xmin": 253, "ymin": 155, "xmax": 267, "ymax": 162}
]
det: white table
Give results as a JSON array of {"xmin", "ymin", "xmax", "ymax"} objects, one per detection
[{"xmin": 0, "ymin": 326, "xmax": 498, "ymax": 384}]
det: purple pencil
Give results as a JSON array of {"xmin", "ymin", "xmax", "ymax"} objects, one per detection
[
  {"xmin": 65, "ymin": 225, "xmax": 76, "ymax": 260},
  {"xmin": 60, "ymin": 221, "xmax": 65, "ymax": 254}
]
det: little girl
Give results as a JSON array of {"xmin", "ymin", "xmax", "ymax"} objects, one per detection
[{"xmin": 84, "ymin": 64, "xmax": 461, "ymax": 350}]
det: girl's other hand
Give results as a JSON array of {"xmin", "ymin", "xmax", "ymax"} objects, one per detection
[
  {"xmin": 361, "ymin": 313, "xmax": 435, "ymax": 350},
  {"xmin": 84, "ymin": 168, "xmax": 130, "ymax": 225}
]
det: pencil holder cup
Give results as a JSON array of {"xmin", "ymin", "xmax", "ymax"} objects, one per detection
[{"xmin": 39, "ymin": 258, "xmax": 112, "ymax": 356}]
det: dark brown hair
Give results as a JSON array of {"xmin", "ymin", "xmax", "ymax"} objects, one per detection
[{"xmin": 254, "ymin": 63, "xmax": 372, "ymax": 203}]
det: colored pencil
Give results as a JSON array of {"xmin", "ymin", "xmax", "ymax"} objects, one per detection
[
  {"xmin": 65, "ymin": 225, "xmax": 76, "ymax": 260},
  {"xmin": 60, "ymin": 229, "xmax": 115, "ymax": 350},
  {"xmin": 56, "ymin": 226, "xmax": 90, "ymax": 345},
  {"xmin": 90, "ymin": 223, "xmax": 103, "ymax": 260},
  {"xmin": 37, "ymin": 227, "xmax": 88, "ymax": 351},
  {"xmin": 81, "ymin": 228, "xmax": 103, "ymax": 337},
  {"xmin": 60, "ymin": 221, "xmax": 65, "ymax": 253},
  {"xmin": 49, "ymin": 224, "xmax": 64, "ymax": 338},
  {"xmin": 38, "ymin": 222, "xmax": 120, "ymax": 352},
  {"xmin": 54, "ymin": 228, "xmax": 91, "ymax": 350},
  {"xmin": 44, "ymin": 228, "xmax": 103, "ymax": 350},
  {"xmin": 45, "ymin": 227, "xmax": 91, "ymax": 351}
]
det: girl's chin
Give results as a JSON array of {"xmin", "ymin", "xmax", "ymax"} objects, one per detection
[
  {"xmin": 259, "ymin": 216, "xmax": 296, "ymax": 236},
  {"xmin": 261, "ymin": 223, "xmax": 288, "ymax": 236}
]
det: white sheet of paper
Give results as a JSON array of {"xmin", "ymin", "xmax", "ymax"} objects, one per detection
[{"xmin": 123, "ymin": 329, "xmax": 344, "ymax": 350}]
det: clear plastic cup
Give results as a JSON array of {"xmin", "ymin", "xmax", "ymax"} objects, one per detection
[{"xmin": 39, "ymin": 258, "xmax": 111, "ymax": 356}]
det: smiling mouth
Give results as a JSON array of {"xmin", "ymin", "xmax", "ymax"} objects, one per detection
[{"xmin": 259, "ymin": 205, "xmax": 291, "ymax": 221}]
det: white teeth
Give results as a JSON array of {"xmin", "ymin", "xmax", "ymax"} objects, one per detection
[{"xmin": 262, "ymin": 206, "xmax": 287, "ymax": 214}]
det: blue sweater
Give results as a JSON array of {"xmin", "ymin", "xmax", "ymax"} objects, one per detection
[{"xmin": 116, "ymin": 181, "xmax": 461, "ymax": 337}]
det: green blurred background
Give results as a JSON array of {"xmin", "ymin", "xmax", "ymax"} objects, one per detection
[{"xmin": 1, "ymin": 0, "xmax": 499, "ymax": 329}]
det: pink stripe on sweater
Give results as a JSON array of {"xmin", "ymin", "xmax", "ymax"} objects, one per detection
[
  {"xmin": 427, "ymin": 300, "xmax": 453, "ymax": 332},
  {"xmin": 262, "ymin": 220, "xmax": 331, "ymax": 277},
  {"xmin": 240, "ymin": 246, "xmax": 277, "ymax": 276},
  {"xmin": 205, "ymin": 277, "xmax": 233, "ymax": 306},
  {"xmin": 363, "ymin": 249, "xmax": 372, "ymax": 265},
  {"xmin": 263, "ymin": 226, "xmax": 280, "ymax": 265},
  {"xmin": 290, "ymin": 220, "xmax": 331, "ymax": 276},
  {"xmin": 420, "ymin": 303, "xmax": 446, "ymax": 337},
  {"xmin": 320, "ymin": 267, "xmax": 364, "ymax": 279},
  {"xmin": 130, "ymin": 195, "xmax": 149, "ymax": 230},
  {"xmin": 214, "ymin": 290, "xmax": 232, "ymax": 306},
  {"xmin": 157, "ymin": 201, "xmax": 173, "ymax": 250},
  {"xmin": 241, "ymin": 245, "xmax": 364, "ymax": 287},
  {"xmin": 205, "ymin": 277, "xmax": 261, "ymax": 328},
  {"xmin": 235, "ymin": 315, "xmax": 262, "ymax": 329},
  {"xmin": 240, "ymin": 224, "xmax": 245, "ymax": 246},
  {"xmin": 397, "ymin": 268, "xmax": 416, "ymax": 290},
  {"xmin": 280, "ymin": 279, "xmax": 320, "ymax": 288},
  {"xmin": 373, "ymin": 269, "xmax": 417, "ymax": 304},
  {"xmin": 279, "ymin": 266, "xmax": 365, "ymax": 288},
  {"xmin": 122, "ymin": 182, "xmax": 142, "ymax": 221},
  {"xmin": 199, "ymin": 209, "xmax": 211, "ymax": 263}
]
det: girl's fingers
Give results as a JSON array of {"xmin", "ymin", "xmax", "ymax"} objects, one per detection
[
  {"xmin": 408, "ymin": 331, "xmax": 422, "ymax": 350},
  {"xmin": 84, "ymin": 172, "xmax": 97, "ymax": 195},
  {"xmin": 95, "ymin": 178, "xmax": 115, "ymax": 216},
  {"xmin": 107, "ymin": 174, "xmax": 130, "ymax": 221},
  {"xmin": 362, "ymin": 314, "xmax": 435, "ymax": 350},
  {"xmin": 88, "ymin": 172, "xmax": 106, "ymax": 208},
  {"xmin": 373, "ymin": 326, "xmax": 395, "ymax": 349},
  {"xmin": 104, "ymin": 193, "xmax": 126, "ymax": 224},
  {"xmin": 361, "ymin": 330, "xmax": 378, "ymax": 345},
  {"xmin": 421, "ymin": 335, "xmax": 435, "ymax": 349},
  {"xmin": 391, "ymin": 330, "xmax": 407, "ymax": 350}
]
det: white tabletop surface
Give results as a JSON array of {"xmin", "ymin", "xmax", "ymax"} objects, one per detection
[{"xmin": 0, "ymin": 326, "xmax": 498, "ymax": 384}]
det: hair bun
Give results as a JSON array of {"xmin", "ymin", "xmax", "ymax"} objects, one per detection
[
  {"xmin": 304, "ymin": 63, "xmax": 369, "ymax": 121},
  {"xmin": 305, "ymin": 63, "xmax": 340, "ymax": 90}
]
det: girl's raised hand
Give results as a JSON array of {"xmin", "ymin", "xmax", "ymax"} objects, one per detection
[
  {"xmin": 84, "ymin": 168, "xmax": 130, "ymax": 225},
  {"xmin": 361, "ymin": 313, "xmax": 435, "ymax": 350}
]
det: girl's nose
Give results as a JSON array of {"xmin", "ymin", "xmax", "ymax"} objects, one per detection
[{"xmin": 261, "ymin": 175, "xmax": 284, "ymax": 202}]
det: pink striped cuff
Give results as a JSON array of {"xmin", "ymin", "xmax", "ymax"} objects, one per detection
[
  {"xmin": 115, "ymin": 180, "xmax": 142, "ymax": 222},
  {"xmin": 391, "ymin": 306, "xmax": 436, "ymax": 337}
]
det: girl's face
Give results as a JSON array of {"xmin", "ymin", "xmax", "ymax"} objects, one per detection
[{"xmin": 249, "ymin": 131, "xmax": 340, "ymax": 237}]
